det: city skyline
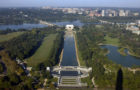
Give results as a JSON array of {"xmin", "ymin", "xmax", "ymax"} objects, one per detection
[{"xmin": 0, "ymin": 0, "xmax": 140, "ymax": 8}]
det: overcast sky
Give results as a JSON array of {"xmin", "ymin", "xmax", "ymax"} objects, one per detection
[{"xmin": 0, "ymin": 0, "xmax": 140, "ymax": 8}]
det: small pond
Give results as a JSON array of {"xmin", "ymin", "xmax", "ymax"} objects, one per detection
[{"xmin": 101, "ymin": 45, "xmax": 140, "ymax": 67}]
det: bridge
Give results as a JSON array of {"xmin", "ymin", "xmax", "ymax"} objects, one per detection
[{"xmin": 39, "ymin": 20, "xmax": 56, "ymax": 26}]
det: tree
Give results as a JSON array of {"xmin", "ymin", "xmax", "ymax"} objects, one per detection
[
  {"xmin": 0, "ymin": 76, "xmax": 11, "ymax": 88},
  {"xmin": 0, "ymin": 63, "xmax": 5, "ymax": 73},
  {"xmin": 49, "ymin": 83, "xmax": 55, "ymax": 88},
  {"xmin": 38, "ymin": 63, "xmax": 46, "ymax": 71},
  {"xmin": 9, "ymin": 73, "xmax": 21, "ymax": 85}
]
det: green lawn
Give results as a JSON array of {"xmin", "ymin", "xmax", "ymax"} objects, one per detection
[
  {"xmin": 95, "ymin": 25, "xmax": 104, "ymax": 29},
  {"xmin": 0, "ymin": 32, "xmax": 24, "ymax": 42},
  {"xmin": 27, "ymin": 34, "xmax": 57, "ymax": 68},
  {"xmin": 118, "ymin": 48, "xmax": 127, "ymax": 56},
  {"xmin": 104, "ymin": 35, "xmax": 120, "ymax": 46}
]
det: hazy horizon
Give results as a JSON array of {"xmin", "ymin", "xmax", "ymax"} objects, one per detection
[{"xmin": 0, "ymin": 0, "xmax": 140, "ymax": 8}]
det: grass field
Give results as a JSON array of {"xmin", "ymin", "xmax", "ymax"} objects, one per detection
[
  {"xmin": 0, "ymin": 32, "xmax": 24, "ymax": 42},
  {"xmin": 104, "ymin": 35, "xmax": 120, "ymax": 46},
  {"xmin": 27, "ymin": 34, "xmax": 57, "ymax": 68},
  {"xmin": 118, "ymin": 48, "xmax": 127, "ymax": 56}
]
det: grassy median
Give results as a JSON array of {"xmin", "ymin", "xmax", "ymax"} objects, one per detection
[
  {"xmin": 27, "ymin": 34, "xmax": 58, "ymax": 68},
  {"xmin": 0, "ymin": 32, "xmax": 25, "ymax": 42},
  {"xmin": 104, "ymin": 35, "xmax": 120, "ymax": 46}
]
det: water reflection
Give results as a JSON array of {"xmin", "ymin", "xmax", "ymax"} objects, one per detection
[
  {"xmin": 0, "ymin": 20, "xmax": 84, "ymax": 30},
  {"xmin": 52, "ymin": 20, "xmax": 84, "ymax": 27},
  {"xmin": 0, "ymin": 23, "xmax": 48, "ymax": 30},
  {"xmin": 101, "ymin": 45, "xmax": 140, "ymax": 67},
  {"xmin": 60, "ymin": 33, "xmax": 78, "ymax": 66}
]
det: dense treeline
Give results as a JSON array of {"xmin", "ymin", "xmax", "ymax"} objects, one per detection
[
  {"xmin": 102, "ymin": 24, "xmax": 140, "ymax": 57},
  {"xmin": 0, "ymin": 31, "xmax": 44, "ymax": 60},
  {"xmin": 0, "ymin": 50, "xmax": 38, "ymax": 89},
  {"xmin": 0, "ymin": 26, "xmax": 64, "ymax": 89},
  {"xmin": 0, "ymin": 29, "xmax": 27, "ymax": 35},
  {"xmin": 0, "ymin": 29, "xmax": 16, "ymax": 35},
  {"xmin": 0, "ymin": 8, "xmax": 82, "ymax": 25},
  {"xmin": 80, "ymin": 17, "xmax": 100, "ymax": 23},
  {"xmin": 0, "ymin": 26, "xmax": 60, "ymax": 60},
  {"xmin": 0, "ymin": 62, "xmax": 5, "ymax": 73},
  {"xmin": 77, "ymin": 25, "xmax": 105, "ymax": 64},
  {"xmin": 0, "ymin": 8, "xmax": 36, "ymax": 25},
  {"xmin": 76, "ymin": 25, "xmax": 140, "ymax": 89},
  {"xmin": 77, "ymin": 25, "xmax": 110, "ymax": 87},
  {"xmin": 30, "ymin": 31, "xmax": 64, "ymax": 88},
  {"xmin": 98, "ymin": 16, "xmax": 140, "ymax": 23}
]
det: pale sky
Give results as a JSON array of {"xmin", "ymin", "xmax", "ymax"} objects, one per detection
[{"xmin": 0, "ymin": 0, "xmax": 140, "ymax": 8}]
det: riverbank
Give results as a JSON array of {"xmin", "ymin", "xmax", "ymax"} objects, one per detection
[
  {"xmin": 100, "ymin": 44, "xmax": 128, "ymax": 56},
  {"xmin": 117, "ymin": 46, "xmax": 140, "ymax": 58},
  {"xmin": 117, "ymin": 47, "xmax": 127, "ymax": 56},
  {"xmin": 100, "ymin": 43, "xmax": 140, "ymax": 58},
  {"xmin": 74, "ymin": 32, "xmax": 81, "ymax": 66},
  {"xmin": 101, "ymin": 45, "xmax": 140, "ymax": 68},
  {"xmin": 103, "ymin": 35, "xmax": 140, "ymax": 58},
  {"xmin": 59, "ymin": 49, "xmax": 64, "ymax": 66},
  {"xmin": 128, "ymin": 50, "xmax": 140, "ymax": 58}
]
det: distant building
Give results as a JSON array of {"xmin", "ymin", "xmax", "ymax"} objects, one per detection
[
  {"xmin": 125, "ymin": 10, "xmax": 130, "ymax": 16},
  {"xmin": 24, "ymin": 15, "xmax": 28, "ymax": 17},
  {"xmin": 109, "ymin": 13, "xmax": 113, "ymax": 17},
  {"xmin": 88, "ymin": 11, "xmax": 94, "ymax": 17},
  {"xmin": 101, "ymin": 10, "xmax": 105, "ymax": 17},
  {"xmin": 65, "ymin": 25, "xmax": 74, "ymax": 30},
  {"xmin": 130, "ymin": 23, "xmax": 136, "ymax": 25},
  {"xmin": 136, "ymin": 20, "xmax": 140, "ymax": 26},
  {"xmin": 119, "ymin": 10, "xmax": 125, "ymax": 16},
  {"xmin": 126, "ymin": 24, "xmax": 140, "ymax": 35},
  {"xmin": 132, "ymin": 30, "xmax": 140, "ymax": 35},
  {"xmin": 78, "ymin": 12, "xmax": 83, "ymax": 15},
  {"xmin": 133, "ymin": 13, "xmax": 139, "ymax": 16},
  {"xmin": 126, "ymin": 26, "xmax": 139, "ymax": 31},
  {"xmin": 85, "ymin": 11, "xmax": 89, "ymax": 14},
  {"xmin": 112, "ymin": 11, "xmax": 117, "ymax": 17}
]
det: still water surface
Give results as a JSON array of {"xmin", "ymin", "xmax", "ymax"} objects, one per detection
[
  {"xmin": 0, "ymin": 20, "xmax": 84, "ymax": 30},
  {"xmin": 60, "ymin": 34, "xmax": 78, "ymax": 66},
  {"xmin": 101, "ymin": 45, "xmax": 140, "ymax": 67},
  {"xmin": 0, "ymin": 23, "xmax": 48, "ymax": 30},
  {"xmin": 52, "ymin": 20, "xmax": 84, "ymax": 26}
]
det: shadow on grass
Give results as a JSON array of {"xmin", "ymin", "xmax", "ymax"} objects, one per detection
[{"xmin": 116, "ymin": 68, "xmax": 123, "ymax": 90}]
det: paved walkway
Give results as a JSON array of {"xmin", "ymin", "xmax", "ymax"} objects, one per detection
[
  {"xmin": 92, "ymin": 77, "xmax": 98, "ymax": 88},
  {"xmin": 58, "ymin": 76, "xmax": 87, "ymax": 87}
]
